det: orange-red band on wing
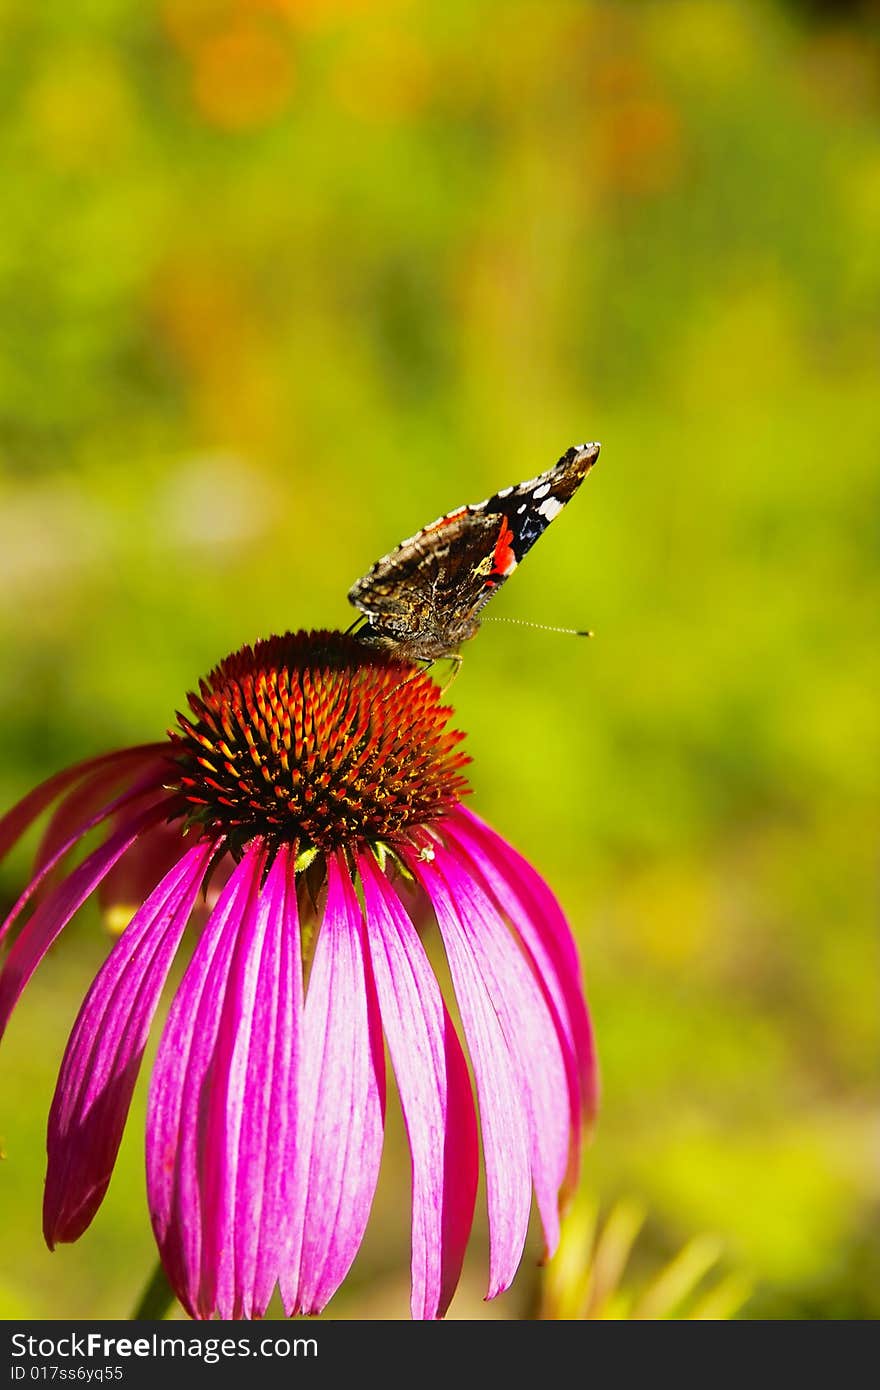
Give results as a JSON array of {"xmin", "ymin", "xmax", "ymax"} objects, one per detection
[{"xmin": 491, "ymin": 517, "xmax": 517, "ymax": 578}]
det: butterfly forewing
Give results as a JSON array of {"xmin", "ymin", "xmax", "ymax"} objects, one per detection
[{"xmin": 348, "ymin": 441, "xmax": 599, "ymax": 661}]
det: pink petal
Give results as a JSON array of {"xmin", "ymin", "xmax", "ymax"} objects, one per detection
[
  {"xmin": 442, "ymin": 813, "xmax": 598, "ymax": 1189},
  {"xmin": 44, "ymin": 839, "xmax": 214, "ymax": 1246},
  {"xmin": 0, "ymin": 802, "xmax": 169, "ymax": 1041},
  {"xmin": 34, "ymin": 753, "xmax": 169, "ymax": 877},
  {"xmin": 284, "ymin": 852, "xmax": 385, "ymax": 1317},
  {"xmin": 412, "ymin": 855, "xmax": 532, "ymax": 1299},
  {"xmin": 0, "ymin": 744, "xmax": 166, "ymax": 864},
  {"xmin": 448, "ymin": 807, "xmax": 598, "ymax": 1122},
  {"xmin": 146, "ymin": 843, "xmax": 265, "ymax": 1319},
  {"xmin": 0, "ymin": 769, "xmax": 174, "ymax": 949},
  {"xmin": 198, "ymin": 845, "xmax": 303, "ymax": 1319},
  {"xmin": 429, "ymin": 846, "xmax": 571, "ymax": 1258},
  {"xmin": 360, "ymin": 851, "xmax": 477, "ymax": 1320},
  {"xmin": 98, "ymin": 817, "xmax": 199, "ymax": 920}
]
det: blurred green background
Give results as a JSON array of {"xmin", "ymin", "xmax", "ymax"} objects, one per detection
[{"xmin": 1, "ymin": 0, "xmax": 878, "ymax": 1320}]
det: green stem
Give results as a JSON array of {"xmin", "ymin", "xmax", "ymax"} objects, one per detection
[{"xmin": 132, "ymin": 1260, "xmax": 176, "ymax": 1320}]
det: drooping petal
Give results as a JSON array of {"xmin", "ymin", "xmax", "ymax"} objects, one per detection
[
  {"xmin": 359, "ymin": 851, "xmax": 477, "ymax": 1320},
  {"xmin": 442, "ymin": 813, "xmax": 598, "ymax": 1190},
  {"xmin": 283, "ymin": 851, "xmax": 385, "ymax": 1317},
  {"xmin": 0, "ymin": 802, "xmax": 169, "ymax": 1041},
  {"xmin": 0, "ymin": 745, "xmax": 166, "ymax": 865},
  {"xmin": 34, "ymin": 753, "xmax": 169, "ymax": 877},
  {"xmin": 197, "ymin": 845, "xmax": 303, "ymax": 1319},
  {"xmin": 428, "ymin": 846, "xmax": 571, "ymax": 1258},
  {"xmin": 453, "ymin": 809, "xmax": 579, "ymax": 972},
  {"xmin": 44, "ymin": 838, "xmax": 214, "ymax": 1246},
  {"xmin": 447, "ymin": 807, "xmax": 598, "ymax": 1123},
  {"xmin": 98, "ymin": 818, "xmax": 201, "ymax": 925},
  {"xmin": 0, "ymin": 770, "xmax": 174, "ymax": 949},
  {"xmin": 147, "ymin": 843, "xmax": 264, "ymax": 1319},
  {"xmin": 412, "ymin": 854, "xmax": 532, "ymax": 1299}
]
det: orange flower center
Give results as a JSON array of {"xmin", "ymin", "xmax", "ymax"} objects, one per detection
[{"xmin": 170, "ymin": 630, "xmax": 470, "ymax": 854}]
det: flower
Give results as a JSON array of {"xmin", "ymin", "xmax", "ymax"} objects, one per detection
[{"xmin": 0, "ymin": 629, "xmax": 597, "ymax": 1320}]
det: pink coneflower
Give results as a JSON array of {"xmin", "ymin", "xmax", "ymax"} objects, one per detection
[{"xmin": 0, "ymin": 629, "xmax": 597, "ymax": 1320}]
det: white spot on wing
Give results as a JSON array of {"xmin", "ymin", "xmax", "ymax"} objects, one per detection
[
  {"xmin": 532, "ymin": 482, "xmax": 551, "ymax": 499},
  {"xmin": 538, "ymin": 496, "xmax": 563, "ymax": 521}
]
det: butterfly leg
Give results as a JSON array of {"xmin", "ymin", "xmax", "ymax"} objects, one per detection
[
  {"xmin": 373, "ymin": 657, "xmax": 436, "ymax": 712},
  {"xmin": 437, "ymin": 653, "xmax": 463, "ymax": 695}
]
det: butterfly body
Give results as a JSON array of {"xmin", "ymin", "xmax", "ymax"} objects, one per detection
[{"xmin": 348, "ymin": 441, "xmax": 599, "ymax": 663}]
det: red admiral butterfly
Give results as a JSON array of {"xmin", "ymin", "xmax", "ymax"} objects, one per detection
[{"xmin": 348, "ymin": 441, "xmax": 599, "ymax": 663}]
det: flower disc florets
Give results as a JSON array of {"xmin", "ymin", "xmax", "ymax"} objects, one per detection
[{"xmin": 170, "ymin": 630, "xmax": 471, "ymax": 855}]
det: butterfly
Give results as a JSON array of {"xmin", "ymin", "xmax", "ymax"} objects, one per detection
[{"xmin": 347, "ymin": 441, "xmax": 599, "ymax": 664}]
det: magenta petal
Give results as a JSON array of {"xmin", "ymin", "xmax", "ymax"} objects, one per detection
[
  {"xmin": 0, "ymin": 769, "xmax": 172, "ymax": 949},
  {"xmin": 0, "ymin": 744, "xmax": 165, "ymax": 866},
  {"xmin": 34, "ymin": 754, "xmax": 167, "ymax": 877},
  {"xmin": 43, "ymin": 839, "xmax": 214, "ymax": 1246},
  {"xmin": 447, "ymin": 807, "xmax": 598, "ymax": 1123},
  {"xmin": 0, "ymin": 803, "xmax": 169, "ymax": 1041},
  {"xmin": 454, "ymin": 808, "xmax": 579, "ymax": 972},
  {"xmin": 442, "ymin": 816, "xmax": 598, "ymax": 1190},
  {"xmin": 413, "ymin": 856, "xmax": 532, "ymax": 1299},
  {"xmin": 283, "ymin": 852, "xmax": 385, "ymax": 1317},
  {"xmin": 198, "ymin": 845, "xmax": 302, "ymax": 1319},
  {"xmin": 360, "ymin": 852, "xmax": 477, "ymax": 1320},
  {"xmin": 430, "ymin": 847, "xmax": 570, "ymax": 1258},
  {"xmin": 146, "ymin": 844, "xmax": 264, "ymax": 1319}
]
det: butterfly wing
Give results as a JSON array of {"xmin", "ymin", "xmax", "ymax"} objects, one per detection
[
  {"xmin": 465, "ymin": 440, "xmax": 600, "ymax": 606},
  {"xmin": 348, "ymin": 441, "xmax": 599, "ymax": 656},
  {"xmin": 347, "ymin": 508, "xmax": 504, "ymax": 643}
]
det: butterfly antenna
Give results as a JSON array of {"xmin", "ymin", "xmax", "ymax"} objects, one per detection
[{"xmin": 483, "ymin": 616, "xmax": 594, "ymax": 638}]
